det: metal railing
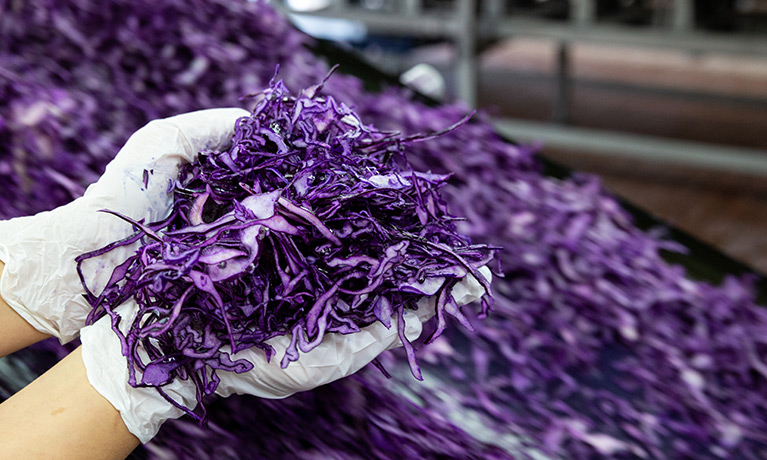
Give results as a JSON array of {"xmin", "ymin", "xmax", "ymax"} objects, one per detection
[{"xmin": 276, "ymin": 0, "xmax": 767, "ymax": 175}]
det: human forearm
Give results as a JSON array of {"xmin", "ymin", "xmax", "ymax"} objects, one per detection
[
  {"xmin": 0, "ymin": 260, "xmax": 51, "ymax": 357},
  {"xmin": 0, "ymin": 346, "xmax": 140, "ymax": 460}
]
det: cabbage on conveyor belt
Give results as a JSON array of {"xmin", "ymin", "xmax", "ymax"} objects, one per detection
[{"xmin": 1, "ymin": 2, "xmax": 765, "ymax": 459}]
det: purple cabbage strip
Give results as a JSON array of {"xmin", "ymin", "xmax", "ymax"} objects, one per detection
[
  {"xmin": 145, "ymin": 369, "xmax": 518, "ymax": 460},
  {"xmin": 3, "ymin": 0, "xmax": 767, "ymax": 458}
]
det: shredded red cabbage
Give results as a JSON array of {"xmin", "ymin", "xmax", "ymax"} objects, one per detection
[
  {"xmin": 0, "ymin": 0, "xmax": 314, "ymax": 218},
  {"xmin": 3, "ymin": 1, "xmax": 767, "ymax": 458},
  {"xmin": 77, "ymin": 72, "xmax": 494, "ymax": 420}
]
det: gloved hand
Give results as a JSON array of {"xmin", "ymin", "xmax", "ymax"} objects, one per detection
[
  {"xmin": 0, "ymin": 108, "xmax": 250, "ymax": 343},
  {"xmin": 80, "ymin": 266, "xmax": 491, "ymax": 443},
  {"xmin": 1, "ymin": 105, "xmax": 493, "ymax": 444}
]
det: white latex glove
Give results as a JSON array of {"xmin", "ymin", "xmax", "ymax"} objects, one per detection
[
  {"xmin": 0, "ymin": 108, "xmax": 250, "ymax": 343},
  {"xmin": 80, "ymin": 266, "xmax": 491, "ymax": 443},
  {"xmin": 214, "ymin": 266, "xmax": 492, "ymax": 399}
]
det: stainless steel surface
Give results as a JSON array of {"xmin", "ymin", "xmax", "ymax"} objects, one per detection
[
  {"xmin": 494, "ymin": 118, "xmax": 767, "ymax": 176},
  {"xmin": 572, "ymin": 0, "xmax": 597, "ymax": 25},
  {"xmin": 493, "ymin": 18, "xmax": 767, "ymax": 57},
  {"xmin": 456, "ymin": 0, "xmax": 478, "ymax": 107}
]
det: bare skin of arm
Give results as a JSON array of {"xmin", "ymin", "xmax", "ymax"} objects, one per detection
[
  {"xmin": 0, "ymin": 260, "xmax": 139, "ymax": 459},
  {"xmin": 0, "ymin": 260, "xmax": 51, "ymax": 358},
  {"xmin": 0, "ymin": 346, "xmax": 140, "ymax": 460}
]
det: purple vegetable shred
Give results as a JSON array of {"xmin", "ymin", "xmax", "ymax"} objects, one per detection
[
  {"xmin": 77, "ymin": 72, "xmax": 494, "ymax": 420},
  {"xmin": 3, "ymin": 1, "xmax": 767, "ymax": 458}
]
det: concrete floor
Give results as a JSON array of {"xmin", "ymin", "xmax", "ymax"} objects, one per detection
[
  {"xmin": 474, "ymin": 39, "xmax": 767, "ymax": 274},
  {"xmin": 478, "ymin": 39, "xmax": 767, "ymax": 148}
]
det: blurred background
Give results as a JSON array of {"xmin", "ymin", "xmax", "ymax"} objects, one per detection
[
  {"xmin": 276, "ymin": 0, "xmax": 767, "ymax": 273},
  {"xmin": 3, "ymin": 3, "xmax": 766, "ymax": 457}
]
